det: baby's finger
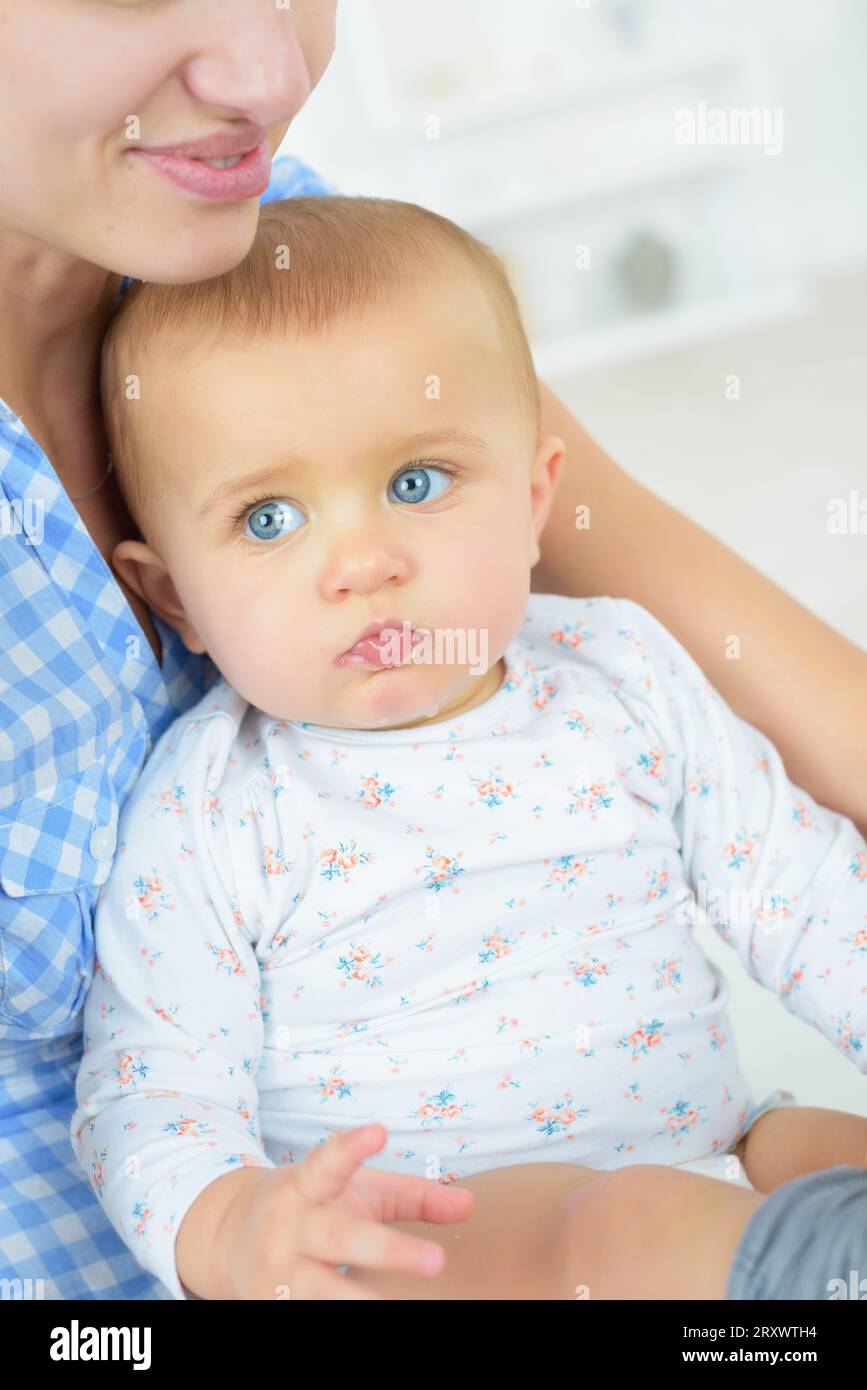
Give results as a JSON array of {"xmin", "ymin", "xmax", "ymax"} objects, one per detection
[
  {"xmin": 362, "ymin": 1168, "xmax": 476, "ymax": 1225},
  {"xmin": 293, "ymin": 1124, "xmax": 388, "ymax": 1207},
  {"xmin": 283, "ymin": 1258, "xmax": 388, "ymax": 1301},
  {"xmin": 298, "ymin": 1203, "xmax": 445, "ymax": 1280}
]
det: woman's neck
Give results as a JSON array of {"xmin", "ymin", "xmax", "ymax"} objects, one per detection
[{"xmin": 0, "ymin": 220, "xmax": 122, "ymax": 478}]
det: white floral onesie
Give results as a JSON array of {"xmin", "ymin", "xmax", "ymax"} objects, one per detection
[{"xmin": 72, "ymin": 595, "xmax": 867, "ymax": 1297}]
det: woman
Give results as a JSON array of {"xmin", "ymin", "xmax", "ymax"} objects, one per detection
[{"xmin": 1, "ymin": 1, "xmax": 865, "ymax": 1301}]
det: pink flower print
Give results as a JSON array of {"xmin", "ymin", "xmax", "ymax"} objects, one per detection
[
  {"xmin": 548, "ymin": 623, "xmax": 596, "ymax": 651},
  {"xmin": 755, "ymin": 894, "xmax": 793, "ymax": 928},
  {"xmin": 132, "ymin": 872, "xmax": 174, "ymax": 922},
  {"xmin": 478, "ymin": 929, "xmax": 519, "ymax": 963},
  {"xmin": 114, "ymin": 1051, "xmax": 149, "ymax": 1091},
  {"xmin": 501, "ymin": 665, "xmax": 523, "ymax": 695},
  {"xmin": 570, "ymin": 954, "xmax": 613, "ymax": 988},
  {"xmin": 636, "ymin": 746, "xmax": 666, "ymax": 784},
  {"xmin": 685, "ymin": 767, "xmax": 713, "ymax": 798},
  {"xmin": 618, "ymin": 833, "xmax": 640, "ymax": 860},
  {"xmin": 563, "ymin": 707, "xmax": 592, "ymax": 736},
  {"xmin": 205, "ymin": 942, "xmax": 245, "ymax": 977},
  {"xmin": 653, "ymin": 1097, "xmax": 709, "ymax": 1144},
  {"xmin": 527, "ymin": 1092, "xmax": 588, "ymax": 1139},
  {"xmin": 653, "ymin": 957, "xmax": 683, "ymax": 991},
  {"xmin": 202, "ymin": 787, "xmax": 221, "ymax": 828},
  {"xmin": 848, "ymin": 850, "xmax": 867, "ymax": 883},
  {"xmin": 543, "ymin": 854, "xmax": 598, "ymax": 893},
  {"xmin": 319, "ymin": 840, "xmax": 374, "ymax": 883},
  {"xmin": 149, "ymin": 1001, "xmax": 179, "ymax": 1028},
  {"xmin": 843, "ymin": 918, "xmax": 867, "ymax": 962},
  {"xmin": 153, "ymin": 785, "xmax": 187, "ymax": 820},
  {"xmin": 310, "ymin": 1067, "xmax": 354, "ymax": 1101},
  {"xmin": 528, "ymin": 672, "xmax": 558, "ymax": 711},
  {"xmin": 418, "ymin": 846, "xmax": 465, "ymax": 893},
  {"xmin": 779, "ymin": 963, "xmax": 806, "ymax": 997},
  {"xmin": 131, "ymin": 1200, "xmax": 153, "ymax": 1240},
  {"xmin": 708, "ymin": 1021, "xmax": 727, "ymax": 1054},
  {"xmin": 262, "ymin": 844, "xmax": 292, "ymax": 878},
  {"xmin": 617, "ymin": 625, "xmax": 647, "ymax": 659},
  {"xmin": 270, "ymin": 764, "xmax": 292, "ymax": 798},
  {"xmin": 163, "ymin": 1115, "xmax": 212, "ymax": 1138},
  {"xmin": 831, "ymin": 1011, "xmax": 865, "ymax": 1063},
  {"xmin": 617, "ymin": 1018, "xmax": 669, "ymax": 1061},
  {"xmin": 451, "ymin": 978, "xmax": 492, "ymax": 1004},
  {"xmin": 496, "ymin": 1072, "xmax": 521, "ymax": 1091},
  {"xmin": 518, "ymin": 1034, "xmax": 550, "ymax": 1056},
  {"xmin": 336, "ymin": 941, "xmax": 392, "ymax": 989},
  {"xmin": 792, "ymin": 799, "xmax": 816, "ymax": 830},
  {"xmin": 411, "ymin": 1085, "xmax": 473, "ymax": 1129},
  {"xmin": 90, "ymin": 1149, "xmax": 107, "ymax": 1197},
  {"xmin": 643, "ymin": 864, "xmax": 670, "ymax": 902},
  {"xmin": 469, "ymin": 770, "xmax": 518, "ymax": 809},
  {"xmin": 566, "ymin": 779, "xmax": 615, "ymax": 818},
  {"xmin": 356, "ymin": 773, "xmax": 397, "ymax": 809},
  {"xmin": 724, "ymin": 828, "xmax": 758, "ymax": 870}
]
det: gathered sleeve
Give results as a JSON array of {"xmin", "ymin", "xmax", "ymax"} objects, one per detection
[
  {"xmin": 612, "ymin": 598, "xmax": 867, "ymax": 1072},
  {"xmin": 70, "ymin": 707, "xmax": 278, "ymax": 1299}
]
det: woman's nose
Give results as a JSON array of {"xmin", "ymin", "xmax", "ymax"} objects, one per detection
[{"xmin": 182, "ymin": 8, "xmax": 313, "ymax": 130}]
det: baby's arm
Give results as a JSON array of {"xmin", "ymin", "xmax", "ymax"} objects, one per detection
[
  {"xmin": 71, "ymin": 718, "xmax": 278, "ymax": 1298},
  {"xmin": 615, "ymin": 599, "xmax": 867, "ymax": 1071}
]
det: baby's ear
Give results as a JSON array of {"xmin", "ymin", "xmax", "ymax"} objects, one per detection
[
  {"xmin": 529, "ymin": 436, "xmax": 566, "ymax": 568},
  {"xmin": 112, "ymin": 539, "xmax": 206, "ymax": 655}
]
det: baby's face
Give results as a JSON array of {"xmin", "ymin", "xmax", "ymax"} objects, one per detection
[{"xmin": 119, "ymin": 270, "xmax": 562, "ymax": 730}]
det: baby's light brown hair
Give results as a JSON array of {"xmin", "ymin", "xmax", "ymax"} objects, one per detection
[{"xmin": 100, "ymin": 195, "xmax": 541, "ymax": 531}]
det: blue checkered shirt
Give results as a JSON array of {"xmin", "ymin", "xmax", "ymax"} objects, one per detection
[{"xmin": 0, "ymin": 154, "xmax": 337, "ymax": 1299}]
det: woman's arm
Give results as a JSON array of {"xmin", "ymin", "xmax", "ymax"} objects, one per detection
[{"xmin": 533, "ymin": 380, "xmax": 867, "ymax": 832}]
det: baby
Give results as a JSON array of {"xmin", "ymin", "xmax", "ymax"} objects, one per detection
[{"xmin": 72, "ymin": 196, "xmax": 867, "ymax": 1301}]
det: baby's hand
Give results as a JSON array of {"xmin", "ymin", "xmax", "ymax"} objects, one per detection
[{"xmin": 200, "ymin": 1124, "xmax": 475, "ymax": 1299}]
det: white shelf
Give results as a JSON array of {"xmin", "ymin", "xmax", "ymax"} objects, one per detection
[
  {"xmin": 532, "ymin": 283, "xmax": 813, "ymax": 379},
  {"xmin": 454, "ymin": 144, "xmax": 743, "ymax": 235},
  {"xmin": 375, "ymin": 39, "xmax": 748, "ymax": 139}
]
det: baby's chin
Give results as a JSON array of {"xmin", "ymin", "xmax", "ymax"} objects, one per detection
[{"xmin": 246, "ymin": 664, "xmax": 472, "ymax": 731}]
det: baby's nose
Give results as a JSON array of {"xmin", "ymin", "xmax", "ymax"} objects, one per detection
[{"xmin": 320, "ymin": 543, "xmax": 411, "ymax": 600}]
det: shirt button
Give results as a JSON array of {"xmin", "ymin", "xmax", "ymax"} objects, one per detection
[{"xmin": 89, "ymin": 824, "xmax": 116, "ymax": 861}]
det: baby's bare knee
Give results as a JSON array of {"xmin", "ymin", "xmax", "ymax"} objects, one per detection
[{"xmin": 559, "ymin": 1165, "xmax": 685, "ymax": 1299}]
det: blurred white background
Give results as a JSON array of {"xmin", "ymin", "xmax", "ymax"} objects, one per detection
[{"xmin": 280, "ymin": 0, "xmax": 867, "ymax": 1116}]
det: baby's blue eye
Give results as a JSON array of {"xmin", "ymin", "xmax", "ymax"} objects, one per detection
[
  {"xmin": 389, "ymin": 464, "xmax": 452, "ymax": 505},
  {"xmin": 244, "ymin": 499, "xmax": 305, "ymax": 542}
]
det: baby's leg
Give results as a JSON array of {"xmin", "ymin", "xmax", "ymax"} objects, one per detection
[
  {"xmin": 738, "ymin": 1106, "xmax": 867, "ymax": 1193},
  {"xmin": 347, "ymin": 1162, "xmax": 604, "ymax": 1299},
  {"xmin": 348, "ymin": 1161, "xmax": 763, "ymax": 1300},
  {"xmin": 561, "ymin": 1164, "xmax": 764, "ymax": 1299}
]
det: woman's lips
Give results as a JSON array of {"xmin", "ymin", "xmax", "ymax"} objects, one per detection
[
  {"xmin": 129, "ymin": 138, "xmax": 272, "ymax": 201},
  {"xmin": 335, "ymin": 621, "xmax": 419, "ymax": 669}
]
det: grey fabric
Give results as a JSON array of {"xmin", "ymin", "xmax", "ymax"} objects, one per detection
[{"xmin": 725, "ymin": 1164, "xmax": 867, "ymax": 1300}]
